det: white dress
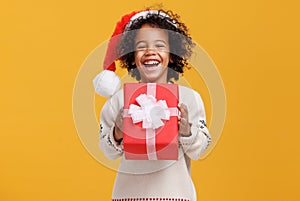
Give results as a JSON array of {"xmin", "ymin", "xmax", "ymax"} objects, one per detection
[{"xmin": 99, "ymin": 85, "xmax": 211, "ymax": 201}]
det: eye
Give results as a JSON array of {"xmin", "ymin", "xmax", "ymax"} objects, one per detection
[
  {"xmin": 156, "ymin": 44, "xmax": 165, "ymax": 48},
  {"xmin": 155, "ymin": 43, "xmax": 167, "ymax": 50},
  {"xmin": 135, "ymin": 43, "xmax": 147, "ymax": 51},
  {"xmin": 136, "ymin": 46, "xmax": 147, "ymax": 51}
]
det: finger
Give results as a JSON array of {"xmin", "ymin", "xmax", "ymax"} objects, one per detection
[
  {"xmin": 180, "ymin": 117, "xmax": 188, "ymax": 126},
  {"xmin": 118, "ymin": 109, "xmax": 122, "ymax": 115},
  {"xmin": 115, "ymin": 109, "xmax": 124, "ymax": 131},
  {"xmin": 179, "ymin": 103, "xmax": 188, "ymax": 111},
  {"xmin": 178, "ymin": 118, "xmax": 191, "ymax": 135},
  {"xmin": 179, "ymin": 104, "xmax": 188, "ymax": 115},
  {"xmin": 115, "ymin": 119, "xmax": 123, "ymax": 131},
  {"xmin": 178, "ymin": 104, "xmax": 189, "ymax": 121}
]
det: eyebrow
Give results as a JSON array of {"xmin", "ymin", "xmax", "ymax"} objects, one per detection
[{"xmin": 135, "ymin": 40, "xmax": 167, "ymax": 46}]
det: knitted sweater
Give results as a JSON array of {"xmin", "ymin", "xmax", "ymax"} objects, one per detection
[{"xmin": 99, "ymin": 85, "xmax": 211, "ymax": 201}]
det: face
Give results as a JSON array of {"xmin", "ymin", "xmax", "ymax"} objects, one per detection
[{"xmin": 133, "ymin": 24, "xmax": 171, "ymax": 83}]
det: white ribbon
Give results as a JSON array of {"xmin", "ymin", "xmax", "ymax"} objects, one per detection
[{"xmin": 128, "ymin": 94, "xmax": 171, "ymax": 129}]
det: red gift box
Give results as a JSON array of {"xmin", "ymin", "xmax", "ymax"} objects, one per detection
[{"xmin": 123, "ymin": 83, "xmax": 179, "ymax": 160}]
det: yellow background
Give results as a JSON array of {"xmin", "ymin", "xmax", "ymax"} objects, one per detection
[{"xmin": 1, "ymin": 0, "xmax": 300, "ymax": 200}]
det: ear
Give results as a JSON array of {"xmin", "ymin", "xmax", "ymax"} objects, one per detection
[
  {"xmin": 169, "ymin": 57, "xmax": 174, "ymax": 63},
  {"xmin": 131, "ymin": 61, "xmax": 136, "ymax": 65}
]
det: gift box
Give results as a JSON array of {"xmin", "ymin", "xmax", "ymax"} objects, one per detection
[{"xmin": 123, "ymin": 83, "xmax": 179, "ymax": 160}]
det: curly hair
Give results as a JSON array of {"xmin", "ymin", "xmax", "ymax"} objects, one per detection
[{"xmin": 117, "ymin": 9, "xmax": 195, "ymax": 82}]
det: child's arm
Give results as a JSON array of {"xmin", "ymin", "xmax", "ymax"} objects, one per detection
[
  {"xmin": 179, "ymin": 89, "xmax": 211, "ymax": 160},
  {"xmin": 99, "ymin": 97, "xmax": 123, "ymax": 160}
]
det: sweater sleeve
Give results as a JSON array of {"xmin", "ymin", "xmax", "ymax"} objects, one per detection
[
  {"xmin": 179, "ymin": 89, "xmax": 211, "ymax": 160},
  {"xmin": 99, "ymin": 96, "xmax": 124, "ymax": 160}
]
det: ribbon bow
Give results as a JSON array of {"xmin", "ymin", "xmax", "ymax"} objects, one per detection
[{"xmin": 128, "ymin": 94, "xmax": 171, "ymax": 129}]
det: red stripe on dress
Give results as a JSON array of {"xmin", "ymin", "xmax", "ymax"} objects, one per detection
[{"xmin": 112, "ymin": 198, "xmax": 190, "ymax": 201}]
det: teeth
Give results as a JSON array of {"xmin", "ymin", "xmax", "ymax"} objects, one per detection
[{"xmin": 144, "ymin": 60, "xmax": 159, "ymax": 65}]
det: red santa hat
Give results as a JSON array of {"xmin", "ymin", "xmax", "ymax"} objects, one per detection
[{"xmin": 93, "ymin": 10, "xmax": 175, "ymax": 97}]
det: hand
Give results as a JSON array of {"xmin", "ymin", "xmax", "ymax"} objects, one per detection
[
  {"xmin": 114, "ymin": 108, "xmax": 124, "ymax": 143},
  {"xmin": 178, "ymin": 103, "xmax": 191, "ymax": 137}
]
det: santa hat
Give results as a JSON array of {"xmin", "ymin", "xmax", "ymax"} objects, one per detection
[{"xmin": 93, "ymin": 10, "xmax": 176, "ymax": 97}]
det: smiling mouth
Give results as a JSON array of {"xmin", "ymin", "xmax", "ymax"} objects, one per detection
[{"xmin": 143, "ymin": 60, "xmax": 160, "ymax": 67}]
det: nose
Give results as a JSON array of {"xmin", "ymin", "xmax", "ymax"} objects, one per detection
[{"xmin": 145, "ymin": 47, "xmax": 157, "ymax": 55}]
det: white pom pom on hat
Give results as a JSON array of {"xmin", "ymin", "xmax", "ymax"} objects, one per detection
[
  {"xmin": 93, "ymin": 70, "xmax": 121, "ymax": 97},
  {"xmin": 93, "ymin": 9, "xmax": 176, "ymax": 97}
]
